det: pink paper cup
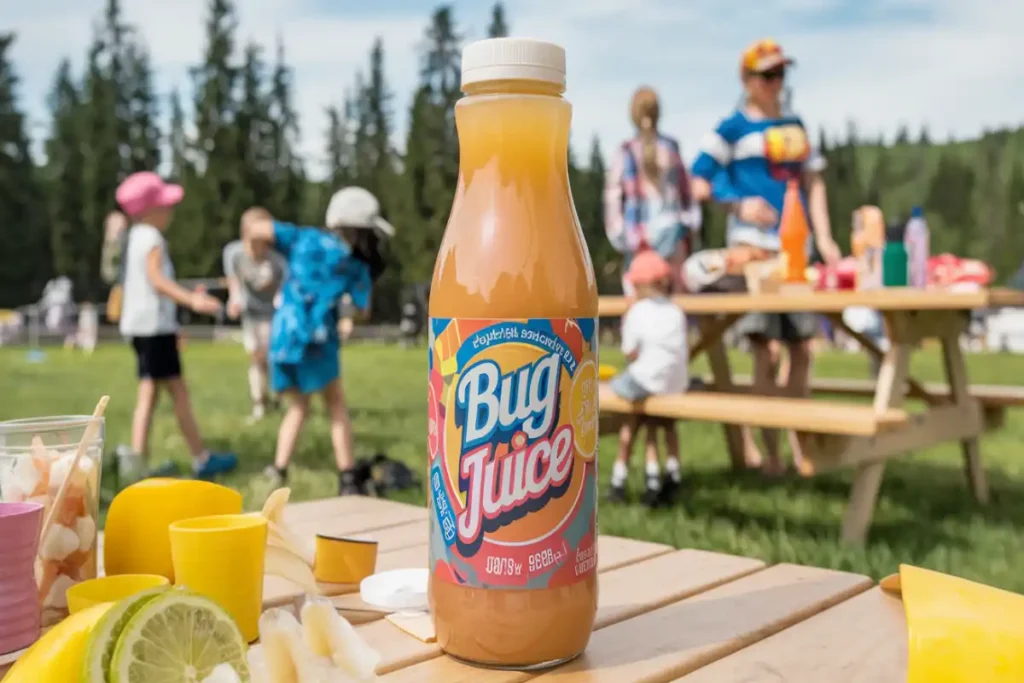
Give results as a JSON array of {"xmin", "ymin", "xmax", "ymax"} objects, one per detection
[{"xmin": 0, "ymin": 501, "xmax": 43, "ymax": 655}]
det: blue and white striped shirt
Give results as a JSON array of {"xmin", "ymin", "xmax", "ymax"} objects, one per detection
[{"xmin": 692, "ymin": 109, "xmax": 825, "ymax": 250}]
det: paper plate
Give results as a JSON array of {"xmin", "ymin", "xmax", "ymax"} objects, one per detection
[
  {"xmin": 359, "ymin": 568, "xmax": 429, "ymax": 613},
  {"xmin": 883, "ymin": 564, "xmax": 1024, "ymax": 683}
]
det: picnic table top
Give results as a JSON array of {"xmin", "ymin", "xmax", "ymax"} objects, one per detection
[
  {"xmin": 279, "ymin": 496, "xmax": 908, "ymax": 682},
  {"xmin": 597, "ymin": 286, "xmax": 1024, "ymax": 317},
  {"xmin": 2, "ymin": 495, "xmax": 908, "ymax": 681}
]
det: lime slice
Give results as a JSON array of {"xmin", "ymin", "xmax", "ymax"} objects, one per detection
[
  {"xmin": 109, "ymin": 589, "xmax": 250, "ymax": 683},
  {"xmin": 83, "ymin": 586, "xmax": 170, "ymax": 682}
]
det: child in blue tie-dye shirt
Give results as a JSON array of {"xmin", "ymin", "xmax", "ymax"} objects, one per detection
[{"xmin": 242, "ymin": 188, "xmax": 394, "ymax": 494}]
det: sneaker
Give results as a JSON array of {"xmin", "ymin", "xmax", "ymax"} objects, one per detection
[
  {"xmin": 263, "ymin": 465, "xmax": 287, "ymax": 487},
  {"xmin": 193, "ymin": 452, "xmax": 238, "ymax": 480},
  {"xmin": 247, "ymin": 403, "xmax": 267, "ymax": 425},
  {"xmin": 339, "ymin": 468, "xmax": 363, "ymax": 496},
  {"xmin": 607, "ymin": 483, "xmax": 627, "ymax": 503},
  {"xmin": 642, "ymin": 476, "xmax": 662, "ymax": 508},
  {"xmin": 146, "ymin": 460, "xmax": 181, "ymax": 479},
  {"xmin": 659, "ymin": 472, "xmax": 681, "ymax": 505}
]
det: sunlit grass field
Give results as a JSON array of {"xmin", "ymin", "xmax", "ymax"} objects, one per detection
[{"xmin": 3, "ymin": 341, "xmax": 1024, "ymax": 591}]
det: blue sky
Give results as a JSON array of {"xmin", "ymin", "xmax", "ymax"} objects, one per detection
[{"xmin": 7, "ymin": 0, "xmax": 1024, "ymax": 173}]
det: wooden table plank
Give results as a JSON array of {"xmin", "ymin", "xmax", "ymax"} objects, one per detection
[
  {"xmin": 598, "ymin": 288, "xmax": 1024, "ymax": 317},
  {"xmin": 527, "ymin": 563, "xmax": 872, "ymax": 683},
  {"xmin": 335, "ymin": 535, "xmax": 676, "ymax": 625},
  {"xmin": 283, "ymin": 496, "xmax": 427, "ymax": 526},
  {"xmin": 676, "ymin": 587, "xmax": 907, "ymax": 683},
  {"xmin": 376, "ymin": 549, "xmax": 767, "ymax": 682}
]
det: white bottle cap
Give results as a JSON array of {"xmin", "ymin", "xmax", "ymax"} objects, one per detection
[
  {"xmin": 461, "ymin": 38, "xmax": 566, "ymax": 89},
  {"xmin": 360, "ymin": 568, "xmax": 429, "ymax": 612}
]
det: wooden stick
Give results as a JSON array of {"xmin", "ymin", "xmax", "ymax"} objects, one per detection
[{"xmin": 38, "ymin": 396, "xmax": 109, "ymax": 548}]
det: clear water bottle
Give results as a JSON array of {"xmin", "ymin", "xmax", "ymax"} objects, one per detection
[{"xmin": 905, "ymin": 206, "xmax": 930, "ymax": 288}]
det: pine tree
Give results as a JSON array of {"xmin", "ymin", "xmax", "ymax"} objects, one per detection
[
  {"xmin": 168, "ymin": 88, "xmax": 189, "ymax": 180},
  {"xmin": 926, "ymin": 153, "xmax": 976, "ymax": 255},
  {"xmin": 236, "ymin": 42, "xmax": 273, "ymax": 210},
  {"xmin": 487, "ymin": 3, "xmax": 509, "ymax": 38},
  {"xmin": 397, "ymin": 8, "xmax": 463, "ymax": 284},
  {"xmin": 269, "ymin": 36, "xmax": 305, "ymax": 221},
  {"xmin": 1003, "ymin": 162, "xmax": 1024, "ymax": 282},
  {"xmin": 45, "ymin": 58, "xmax": 88, "ymax": 295},
  {"xmin": 186, "ymin": 0, "xmax": 242, "ymax": 275},
  {"xmin": 123, "ymin": 42, "xmax": 161, "ymax": 173},
  {"xmin": 0, "ymin": 33, "xmax": 50, "ymax": 306},
  {"xmin": 79, "ymin": 32, "xmax": 121, "ymax": 298}
]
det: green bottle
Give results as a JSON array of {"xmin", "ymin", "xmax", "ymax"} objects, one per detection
[{"xmin": 882, "ymin": 223, "xmax": 908, "ymax": 287}]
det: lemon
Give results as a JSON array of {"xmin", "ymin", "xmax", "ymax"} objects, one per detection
[
  {"xmin": 3, "ymin": 603, "xmax": 113, "ymax": 683},
  {"xmin": 83, "ymin": 586, "xmax": 169, "ymax": 682},
  {"xmin": 110, "ymin": 588, "xmax": 250, "ymax": 683}
]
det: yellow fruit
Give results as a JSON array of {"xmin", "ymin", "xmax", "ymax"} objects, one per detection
[
  {"xmin": 103, "ymin": 478, "xmax": 242, "ymax": 581},
  {"xmin": 3, "ymin": 603, "xmax": 113, "ymax": 683}
]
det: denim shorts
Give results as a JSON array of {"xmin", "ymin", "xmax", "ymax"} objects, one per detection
[
  {"xmin": 270, "ymin": 342, "xmax": 340, "ymax": 395},
  {"xmin": 609, "ymin": 371, "xmax": 650, "ymax": 402}
]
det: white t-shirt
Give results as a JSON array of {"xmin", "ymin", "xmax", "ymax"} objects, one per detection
[
  {"xmin": 119, "ymin": 224, "xmax": 178, "ymax": 337},
  {"xmin": 621, "ymin": 296, "xmax": 689, "ymax": 394}
]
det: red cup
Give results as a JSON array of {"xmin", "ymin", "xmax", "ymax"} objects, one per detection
[{"xmin": 0, "ymin": 501, "xmax": 43, "ymax": 655}]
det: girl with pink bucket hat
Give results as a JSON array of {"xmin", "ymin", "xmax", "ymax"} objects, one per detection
[
  {"xmin": 607, "ymin": 249, "xmax": 689, "ymax": 507},
  {"xmin": 115, "ymin": 172, "xmax": 237, "ymax": 480}
]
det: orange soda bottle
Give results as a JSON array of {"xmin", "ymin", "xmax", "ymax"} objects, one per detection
[
  {"xmin": 779, "ymin": 179, "xmax": 810, "ymax": 282},
  {"xmin": 427, "ymin": 38, "xmax": 599, "ymax": 669}
]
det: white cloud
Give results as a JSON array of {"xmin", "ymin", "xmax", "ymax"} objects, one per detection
[{"xmin": 7, "ymin": 0, "xmax": 1024, "ymax": 174}]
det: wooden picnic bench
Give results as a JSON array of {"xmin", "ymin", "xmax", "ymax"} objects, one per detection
[{"xmin": 598, "ymin": 287, "xmax": 1024, "ymax": 544}]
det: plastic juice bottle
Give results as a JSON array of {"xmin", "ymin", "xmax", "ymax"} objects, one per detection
[
  {"xmin": 904, "ymin": 205, "xmax": 930, "ymax": 288},
  {"xmin": 427, "ymin": 38, "xmax": 599, "ymax": 669},
  {"xmin": 883, "ymin": 223, "xmax": 909, "ymax": 287},
  {"xmin": 779, "ymin": 179, "xmax": 809, "ymax": 282}
]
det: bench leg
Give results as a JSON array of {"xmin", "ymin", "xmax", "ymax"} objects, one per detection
[
  {"xmin": 703, "ymin": 318, "xmax": 746, "ymax": 471},
  {"xmin": 941, "ymin": 335, "xmax": 990, "ymax": 504}
]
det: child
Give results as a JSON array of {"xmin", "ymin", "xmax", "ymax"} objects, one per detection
[
  {"xmin": 76, "ymin": 302, "xmax": 99, "ymax": 354},
  {"xmin": 608, "ymin": 250, "xmax": 689, "ymax": 506},
  {"xmin": 116, "ymin": 171, "xmax": 238, "ymax": 479},
  {"xmin": 223, "ymin": 231, "xmax": 288, "ymax": 422},
  {"xmin": 243, "ymin": 186, "xmax": 393, "ymax": 495}
]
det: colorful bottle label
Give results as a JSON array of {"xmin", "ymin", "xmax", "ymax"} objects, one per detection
[{"xmin": 428, "ymin": 317, "xmax": 599, "ymax": 590}]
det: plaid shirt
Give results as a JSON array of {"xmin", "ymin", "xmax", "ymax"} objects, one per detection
[{"xmin": 604, "ymin": 134, "xmax": 696, "ymax": 257}]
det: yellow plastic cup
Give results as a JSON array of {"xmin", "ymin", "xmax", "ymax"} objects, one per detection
[
  {"xmin": 313, "ymin": 535, "xmax": 378, "ymax": 585},
  {"xmin": 169, "ymin": 514, "xmax": 267, "ymax": 643},
  {"xmin": 65, "ymin": 574, "xmax": 170, "ymax": 614}
]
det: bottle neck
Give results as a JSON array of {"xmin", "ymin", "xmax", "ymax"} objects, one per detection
[{"xmin": 456, "ymin": 81, "xmax": 570, "ymax": 180}]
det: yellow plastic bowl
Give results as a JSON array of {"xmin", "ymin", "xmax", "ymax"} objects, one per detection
[
  {"xmin": 65, "ymin": 574, "xmax": 170, "ymax": 614},
  {"xmin": 314, "ymin": 534, "xmax": 379, "ymax": 585}
]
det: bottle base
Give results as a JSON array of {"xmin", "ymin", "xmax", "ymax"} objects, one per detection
[{"xmin": 442, "ymin": 648, "xmax": 584, "ymax": 672}]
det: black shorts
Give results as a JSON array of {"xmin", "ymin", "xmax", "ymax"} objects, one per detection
[
  {"xmin": 131, "ymin": 334, "xmax": 182, "ymax": 380},
  {"xmin": 734, "ymin": 312, "xmax": 820, "ymax": 343}
]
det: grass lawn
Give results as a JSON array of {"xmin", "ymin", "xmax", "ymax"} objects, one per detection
[{"xmin": 3, "ymin": 340, "xmax": 1024, "ymax": 592}]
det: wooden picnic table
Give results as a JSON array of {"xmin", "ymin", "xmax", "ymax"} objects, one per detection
[
  {"xmin": 2, "ymin": 496, "xmax": 909, "ymax": 680},
  {"xmin": 271, "ymin": 497, "xmax": 911, "ymax": 682},
  {"xmin": 599, "ymin": 287, "xmax": 1024, "ymax": 544}
]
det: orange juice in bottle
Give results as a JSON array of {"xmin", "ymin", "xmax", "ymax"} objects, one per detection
[
  {"xmin": 779, "ymin": 179, "xmax": 809, "ymax": 282},
  {"xmin": 427, "ymin": 37, "xmax": 599, "ymax": 669}
]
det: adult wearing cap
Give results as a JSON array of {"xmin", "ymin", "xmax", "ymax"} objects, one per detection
[
  {"xmin": 605, "ymin": 86, "xmax": 699, "ymax": 296},
  {"xmin": 690, "ymin": 39, "xmax": 841, "ymax": 476},
  {"xmin": 241, "ymin": 187, "xmax": 393, "ymax": 494}
]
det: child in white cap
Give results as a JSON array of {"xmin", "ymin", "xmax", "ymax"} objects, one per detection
[
  {"xmin": 115, "ymin": 171, "xmax": 237, "ymax": 480},
  {"xmin": 243, "ymin": 187, "xmax": 393, "ymax": 494}
]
